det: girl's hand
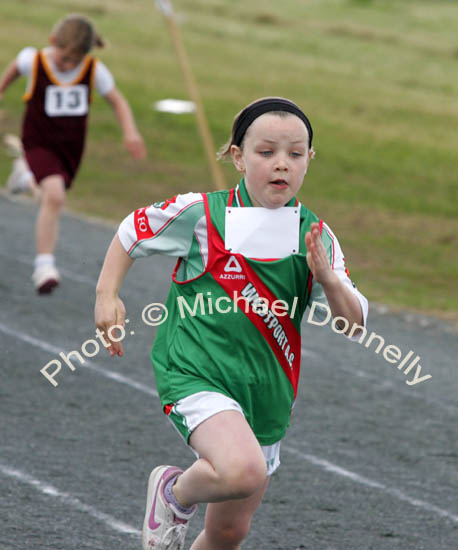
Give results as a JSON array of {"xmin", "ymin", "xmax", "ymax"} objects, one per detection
[
  {"xmin": 94, "ymin": 293, "xmax": 127, "ymax": 357},
  {"xmin": 124, "ymin": 132, "xmax": 146, "ymax": 159},
  {"xmin": 305, "ymin": 222, "xmax": 335, "ymax": 286}
]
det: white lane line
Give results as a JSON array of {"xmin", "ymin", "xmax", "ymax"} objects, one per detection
[
  {"xmin": 0, "ymin": 463, "xmax": 140, "ymax": 537},
  {"xmin": 2, "ymin": 322, "xmax": 458, "ymax": 525},
  {"xmin": 0, "ymin": 322, "xmax": 158, "ymax": 398},
  {"xmin": 286, "ymin": 446, "xmax": 385, "ymax": 489},
  {"xmin": 285, "ymin": 446, "xmax": 458, "ymax": 524}
]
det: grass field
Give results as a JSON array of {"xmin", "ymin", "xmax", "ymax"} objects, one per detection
[{"xmin": 0, "ymin": 0, "xmax": 457, "ymax": 318}]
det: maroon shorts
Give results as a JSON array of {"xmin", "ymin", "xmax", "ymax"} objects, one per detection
[{"xmin": 24, "ymin": 146, "xmax": 81, "ymax": 189}]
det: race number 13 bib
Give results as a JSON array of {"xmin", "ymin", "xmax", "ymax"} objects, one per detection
[{"xmin": 44, "ymin": 85, "xmax": 89, "ymax": 117}]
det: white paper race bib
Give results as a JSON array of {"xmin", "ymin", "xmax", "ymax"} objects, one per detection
[
  {"xmin": 225, "ymin": 206, "xmax": 300, "ymax": 259},
  {"xmin": 44, "ymin": 84, "xmax": 89, "ymax": 117}
]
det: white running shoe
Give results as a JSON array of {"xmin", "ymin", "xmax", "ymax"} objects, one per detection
[
  {"xmin": 6, "ymin": 158, "xmax": 32, "ymax": 194},
  {"xmin": 142, "ymin": 465, "xmax": 196, "ymax": 550},
  {"xmin": 32, "ymin": 265, "xmax": 60, "ymax": 294}
]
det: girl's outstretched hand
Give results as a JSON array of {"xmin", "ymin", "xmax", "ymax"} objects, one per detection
[
  {"xmin": 124, "ymin": 131, "xmax": 146, "ymax": 159},
  {"xmin": 94, "ymin": 293, "xmax": 127, "ymax": 357},
  {"xmin": 305, "ymin": 222, "xmax": 334, "ymax": 286}
]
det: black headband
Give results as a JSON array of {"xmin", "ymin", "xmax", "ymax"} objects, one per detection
[{"xmin": 233, "ymin": 98, "xmax": 313, "ymax": 148}]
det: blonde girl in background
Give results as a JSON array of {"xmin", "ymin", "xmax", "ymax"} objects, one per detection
[{"xmin": 0, "ymin": 14, "xmax": 146, "ymax": 293}]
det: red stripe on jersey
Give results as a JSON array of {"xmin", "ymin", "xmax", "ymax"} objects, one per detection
[
  {"xmin": 160, "ymin": 195, "xmax": 178, "ymax": 210},
  {"xmin": 343, "ymin": 257, "xmax": 351, "ymax": 278},
  {"xmin": 237, "ymin": 187, "xmax": 244, "ymax": 206},
  {"xmin": 203, "ymin": 194, "xmax": 301, "ymax": 396},
  {"xmin": 228, "ymin": 188, "xmax": 235, "ymax": 207},
  {"xmin": 163, "ymin": 404, "xmax": 174, "ymax": 416},
  {"xmin": 134, "ymin": 206, "xmax": 155, "ymax": 242}
]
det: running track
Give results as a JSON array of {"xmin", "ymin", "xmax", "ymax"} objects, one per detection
[{"xmin": 1, "ymin": 193, "xmax": 457, "ymax": 549}]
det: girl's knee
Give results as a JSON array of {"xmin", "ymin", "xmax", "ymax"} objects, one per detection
[
  {"xmin": 222, "ymin": 455, "xmax": 267, "ymax": 499},
  {"xmin": 41, "ymin": 177, "xmax": 66, "ymax": 209},
  {"xmin": 47, "ymin": 192, "xmax": 65, "ymax": 210}
]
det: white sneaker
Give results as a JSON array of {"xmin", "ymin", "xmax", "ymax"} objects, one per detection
[
  {"xmin": 6, "ymin": 158, "xmax": 32, "ymax": 194},
  {"xmin": 142, "ymin": 465, "xmax": 196, "ymax": 550},
  {"xmin": 32, "ymin": 265, "xmax": 60, "ymax": 294}
]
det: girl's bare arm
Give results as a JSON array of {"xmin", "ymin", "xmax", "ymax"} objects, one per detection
[{"xmin": 95, "ymin": 234, "xmax": 134, "ymax": 356}]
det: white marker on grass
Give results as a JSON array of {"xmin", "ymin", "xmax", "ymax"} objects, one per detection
[{"xmin": 153, "ymin": 99, "xmax": 196, "ymax": 114}]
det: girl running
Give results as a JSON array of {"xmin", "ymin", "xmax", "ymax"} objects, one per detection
[
  {"xmin": 95, "ymin": 97, "xmax": 368, "ymax": 550},
  {"xmin": 0, "ymin": 14, "xmax": 146, "ymax": 293}
]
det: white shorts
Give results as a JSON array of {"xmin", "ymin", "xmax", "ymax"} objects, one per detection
[{"xmin": 165, "ymin": 391, "xmax": 281, "ymax": 476}]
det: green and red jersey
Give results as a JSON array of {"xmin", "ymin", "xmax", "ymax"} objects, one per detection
[{"xmin": 118, "ymin": 179, "xmax": 368, "ymax": 445}]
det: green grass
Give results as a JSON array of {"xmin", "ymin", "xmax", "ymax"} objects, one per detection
[{"xmin": 0, "ymin": 0, "xmax": 457, "ymax": 319}]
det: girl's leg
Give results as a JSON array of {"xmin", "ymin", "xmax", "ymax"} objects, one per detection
[
  {"xmin": 36, "ymin": 175, "xmax": 66, "ymax": 254},
  {"xmin": 189, "ymin": 477, "xmax": 269, "ymax": 550},
  {"xmin": 142, "ymin": 407, "xmax": 271, "ymax": 549},
  {"xmin": 33, "ymin": 175, "xmax": 66, "ymax": 293},
  {"xmin": 173, "ymin": 410, "xmax": 267, "ymax": 507}
]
